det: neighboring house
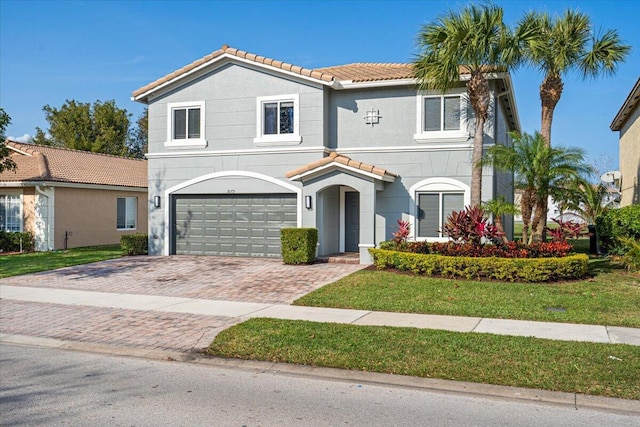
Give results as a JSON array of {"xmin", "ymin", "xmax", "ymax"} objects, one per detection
[
  {"xmin": 133, "ymin": 45, "xmax": 519, "ymax": 264},
  {"xmin": 0, "ymin": 141, "xmax": 147, "ymax": 250},
  {"xmin": 610, "ymin": 77, "xmax": 640, "ymax": 207}
]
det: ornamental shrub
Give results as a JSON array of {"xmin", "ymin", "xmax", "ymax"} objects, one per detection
[
  {"xmin": 369, "ymin": 249, "xmax": 588, "ymax": 282},
  {"xmin": 384, "ymin": 240, "xmax": 572, "ymax": 258},
  {"xmin": 281, "ymin": 228, "xmax": 318, "ymax": 264},
  {"xmin": 0, "ymin": 231, "xmax": 35, "ymax": 253},
  {"xmin": 120, "ymin": 233, "xmax": 148, "ymax": 255},
  {"xmin": 620, "ymin": 237, "xmax": 640, "ymax": 273},
  {"xmin": 442, "ymin": 205, "xmax": 504, "ymax": 246},
  {"xmin": 596, "ymin": 205, "xmax": 640, "ymax": 255}
]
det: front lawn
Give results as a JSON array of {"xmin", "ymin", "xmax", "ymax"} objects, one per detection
[
  {"xmin": 0, "ymin": 245, "xmax": 122, "ymax": 278},
  {"xmin": 294, "ymin": 258, "xmax": 640, "ymax": 327},
  {"xmin": 207, "ymin": 318, "xmax": 640, "ymax": 400}
]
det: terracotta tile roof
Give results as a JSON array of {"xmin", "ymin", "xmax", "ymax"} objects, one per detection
[
  {"xmin": 611, "ymin": 78, "xmax": 640, "ymax": 131},
  {"xmin": 1, "ymin": 141, "xmax": 147, "ymax": 188},
  {"xmin": 314, "ymin": 63, "xmax": 414, "ymax": 82},
  {"xmin": 133, "ymin": 45, "xmax": 336, "ymax": 99},
  {"xmin": 285, "ymin": 152, "xmax": 397, "ymax": 180}
]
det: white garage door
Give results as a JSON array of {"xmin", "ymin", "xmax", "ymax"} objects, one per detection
[{"xmin": 173, "ymin": 194, "xmax": 297, "ymax": 257}]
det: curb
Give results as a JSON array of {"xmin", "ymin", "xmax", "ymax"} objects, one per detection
[{"xmin": 2, "ymin": 333, "xmax": 639, "ymax": 416}]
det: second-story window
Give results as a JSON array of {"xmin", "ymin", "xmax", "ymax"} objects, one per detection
[
  {"xmin": 424, "ymin": 95, "xmax": 461, "ymax": 132},
  {"xmin": 166, "ymin": 101, "xmax": 207, "ymax": 148},
  {"xmin": 254, "ymin": 94, "xmax": 301, "ymax": 145},
  {"xmin": 414, "ymin": 90, "xmax": 470, "ymax": 142}
]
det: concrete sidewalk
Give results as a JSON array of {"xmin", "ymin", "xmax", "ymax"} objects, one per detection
[{"xmin": 2, "ymin": 284, "xmax": 639, "ymax": 346}]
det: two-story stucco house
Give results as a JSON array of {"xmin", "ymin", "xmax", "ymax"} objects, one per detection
[
  {"xmin": 610, "ymin": 77, "xmax": 640, "ymax": 207},
  {"xmin": 133, "ymin": 45, "xmax": 519, "ymax": 264}
]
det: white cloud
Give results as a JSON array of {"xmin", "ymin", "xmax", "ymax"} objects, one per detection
[{"xmin": 8, "ymin": 134, "xmax": 34, "ymax": 143}]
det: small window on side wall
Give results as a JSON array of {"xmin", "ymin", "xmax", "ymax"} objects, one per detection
[
  {"xmin": 166, "ymin": 101, "xmax": 206, "ymax": 148},
  {"xmin": 117, "ymin": 197, "xmax": 137, "ymax": 230},
  {"xmin": 415, "ymin": 91, "xmax": 469, "ymax": 142}
]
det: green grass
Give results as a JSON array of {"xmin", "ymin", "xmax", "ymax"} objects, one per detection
[
  {"xmin": 0, "ymin": 245, "xmax": 123, "ymax": 278},
  {"xmin": 294, "ymin": 259, "xmax": 640, "ymax": 327},
  {"xmin": 208, "ymin": 318, "xmax": 640, "ymax": 400}
]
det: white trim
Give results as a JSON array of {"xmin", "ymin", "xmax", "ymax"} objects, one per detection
[
  {"xmin": 163, "ymin": 171, "xmax": 302, "ymax": 256},
  {"xmin": 145, "ymin": 145, "xmax": 330, "ymax": 159},
  {"xmin": 166, "ymin": 101, "xmax": 207, "ymax": 149},
  {"xmin": 253, "ymin": 94, "xmax": 301, "ymax": 145},
  {"xmin": 288, "ymin": 162, "xmax": 395, "ymax": 183},
  {"xmin": 408, "ymin": 177, "xmax": 470, "ymax": 242},
  {"xmin": 358, "ymin": 243, "xmax": 375, "ymax": 248},
  {"xmin": 336, "ymin": 144, "xmax": 475, "ymax": 154},
  {"xmin": 34, "ymin": 186, "xmax": 55, "ymax": 251},
  {"xmin": 336, "ymin": 78, "xmax": 416, "ymax": 89},
  {"xmin": 339, "ymin": 187, "xmax": 347, "ymax": 252}
]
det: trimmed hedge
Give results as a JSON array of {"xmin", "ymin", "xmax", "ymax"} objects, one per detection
[
  {"xmin": 369, "ymin": 249, "xmax": 588, "ymax": 282},
  {"xmin": 0, "ymin": 231, "xmax": 35, "ymax": 253},
  {"xmin": 120, "ymin": 233, "xmax": 148, "ymax": 255},
  {"xmin": 281, "ymin": 228, "xmax": 318, "ymax": 264},
  {"xmin": 596, "ymin": 205, "xmax": 640, "ymax": 255}
]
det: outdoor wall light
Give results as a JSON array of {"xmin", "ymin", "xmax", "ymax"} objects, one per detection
[
  {"xmin": 153, "ymin": 196, "xmax": 161, "ymax": 208},
  {"xmin": 305, "ymin": 195, "xmax": 313, "ymax": 210}
]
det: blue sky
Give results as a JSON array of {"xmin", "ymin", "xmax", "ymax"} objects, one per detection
[{"xmin": 1, "ymin": 0, "xmax": 638, "ymax": 172}]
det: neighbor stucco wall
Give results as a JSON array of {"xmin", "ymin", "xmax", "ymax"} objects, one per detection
[
  {"xmin": 53, "ymin": 187, "xmax": 148, "ymax": 249},
  {"xmin": 21, "ymin": 187, "xmax": 36, "ymax": 236},
  {"xmin": 619, "ymin": 103, "xmax": 640, "ymax": 206}
]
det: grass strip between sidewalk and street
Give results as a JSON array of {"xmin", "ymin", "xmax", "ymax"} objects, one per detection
[
  {"xmin": 207, "ymin": 318, "xmax": 640, "ymax": 400},
  {"xmin": 0, "ymin": 245, "xmax": 122, "ymax": 278},
  {"xmin": 293, "ymin": 260, "xmax": 640, "ymax": 328}
]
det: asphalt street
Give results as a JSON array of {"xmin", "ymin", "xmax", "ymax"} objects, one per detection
[{"xmin": 1, "ymin": 343, "xmax": 638, "ymax": 427}]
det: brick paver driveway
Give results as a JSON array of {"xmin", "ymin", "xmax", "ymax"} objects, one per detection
[{"xmin": 1, "ymin": 256, "xmax": 364, "ymax": 352}]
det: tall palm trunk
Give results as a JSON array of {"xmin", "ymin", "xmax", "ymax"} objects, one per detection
[
  {"xmin": 468, "ymin": 72, "xmax": 490, "ymax": 207},
  {"xmin": 539, "ymin": 73, "xmax": 564, "ymax": 149},
  {"xmin": 520, "ymin": 189, "xmax": 535, "ymax": 243},
  {"xmin": 536, "ymin": 73, "xmax": 564, "ymax": 241}
]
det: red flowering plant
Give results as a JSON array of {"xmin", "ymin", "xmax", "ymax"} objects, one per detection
[
  {"xmin": 392, "ymin": 219, "xmax": 411, "ymax": 245},
  {"xmin": 441, "ymin": 205, "xmax": 505, "ymax": 246},
  {"xmin": 546, "ymin": 217, "xmax": 584, "ymax": 241}
]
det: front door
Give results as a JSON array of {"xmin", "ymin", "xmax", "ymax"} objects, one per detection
[{"xmin": 344, "ymin": 192, "xmax": 359, "ymax": 252}]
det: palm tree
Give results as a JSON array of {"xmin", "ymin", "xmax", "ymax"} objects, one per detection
[
  {"xmin": 558, "ymin": 177, "xmax": 611, "ymax": 225},
  {"xmin": 483, "ymin": 131, "xmax": 592, "ymax": 243},
  {"xmin": 517, "ymin": 10, "xmax": 630, "ymax": 148},
  {"xmin": 482, "ymin": 196, "xmax": 520, "ymax": 242},
  {"xmin": 413, "ymin": 4, "xmax": 519, "ymax": 207}
]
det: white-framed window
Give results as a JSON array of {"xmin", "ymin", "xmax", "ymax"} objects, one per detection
[
  {"xmin": 253, "ymin": 94, "xmax": 301, "ymax": 145},
  {"xmin": 166, "ymin": 101, "xmax": 206, "ymax": 148},
  {"xmin": 415, "ymin": 90, "xmax": 470, "ymax": 141},
  {"xmin": 416, "ymin": 192, "xmax": 465, "ymax": 238},
  {"xmin": 409, "ymin": 178, "xmax": 471, "ymax": 241},
  {"xmin": 117, "ymin": 197, "xmax": 137, "ymax": 230},
  {"xmin": 0, "ymin": 193, "xmax": 22, "ymax": 232}
]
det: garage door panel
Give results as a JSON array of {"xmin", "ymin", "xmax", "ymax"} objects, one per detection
[{"xmin": 173, "ymin": 194, "xmax": 296, "ymax": 257}]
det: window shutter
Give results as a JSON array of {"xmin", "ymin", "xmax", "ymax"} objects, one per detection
[
  {"xmin": 173, "ymin": 109, "xmax": 186, "ymax": 139},
  {"xmin": 418, "ymin": 193, "xmax": 440, "ymax": 238},
  {"xmin": 424, "ymin": 98, "xmax": 441, "ymax": 132},
  {"xmin": 443, "ymin": 96, "xmax": 461, "ymax": 131},
  {"xmin": 187, "ymin": 108, "xmax": 200, "ymax": 138}
]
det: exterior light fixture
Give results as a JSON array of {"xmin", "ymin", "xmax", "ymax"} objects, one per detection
[
  {"xmin": 305, "ymin": 195, "xmax": 312, "ymax": 210},
  {"xmin": 153, "ymin": 196, "xmax": 161, "ymax": 208}
]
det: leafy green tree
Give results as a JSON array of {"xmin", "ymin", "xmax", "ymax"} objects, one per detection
[
  {"xmin": 482, "ymin": 131, "xmax": 592, "ymax": 243},
  {"xmin": 0, "ymin": 107, "xmax": 17, "ymax": 173},
  {"xmin": 517, "ymin": 9, "xmax": 630, "ymax": 148},
  {"xmin": 37, "ymin": 99, "xmax": 131, "ymax": 156},
  {"xmin": 128, "ymin": 108, "xmax": 148, "ymax": 159},
  {"xmin": 413, "ymin": 3, "xmax": 520, "ymax": 207}
]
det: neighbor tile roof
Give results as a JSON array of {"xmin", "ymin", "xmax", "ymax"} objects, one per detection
[
  {"xmin": 1, "ymin": 141, "xmax": 147, "ymax": 188},
  {"xmin": 132, "ymin": 45, "xmax": 419, "ymax": 99},
  {"xmin": 285, "ymin": 152, "xmax": 398, "ymax": 180}
]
